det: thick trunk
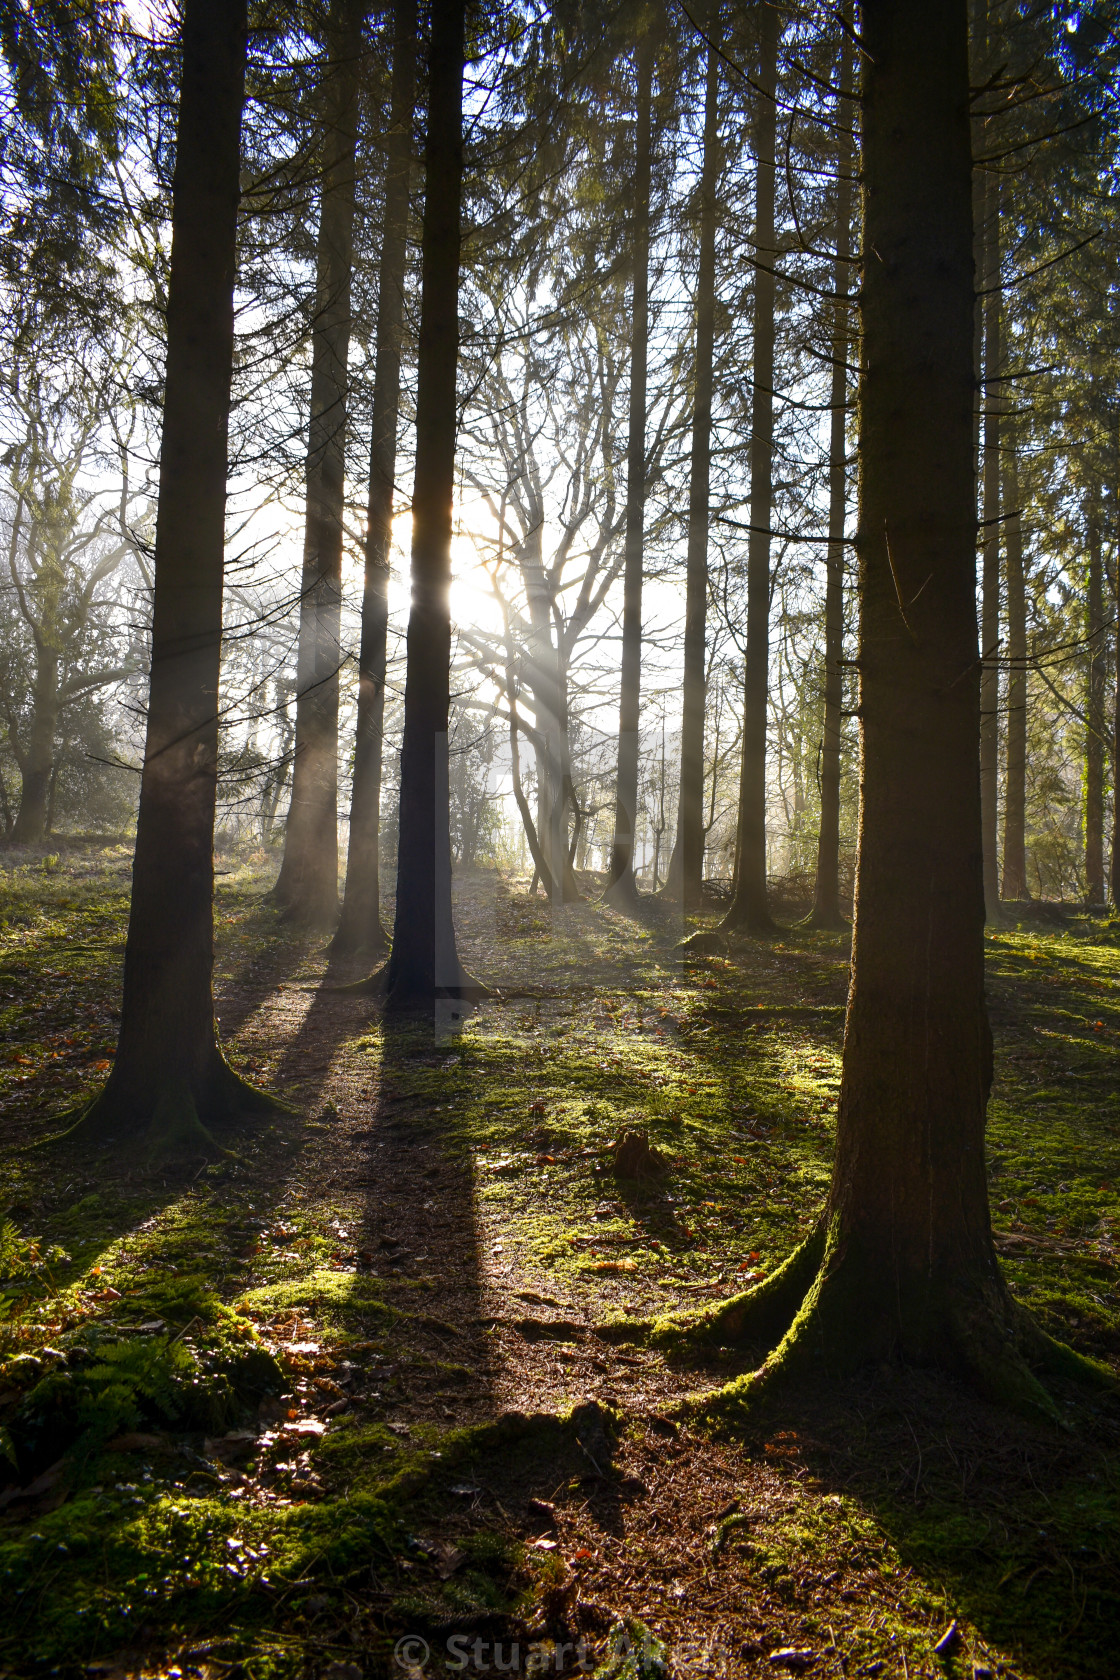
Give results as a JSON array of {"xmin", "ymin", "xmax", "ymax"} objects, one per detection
[
  {"xmin": 721, "ymin": 4, "xmax": 778, "ymax": 934},
  {"xmin": 666, "ymin": 8, "xmax": 720, "ymax": 910},
  {"xmin": 979, "ymin": 181, "xmax": 1001, "ymax": 918},
  {"xmin": 78, "ymin": 0, "xmax": 256, "ymax": 1142},
  {"xmin": 1001, "ymin": 435, "xmax": 1029, "ymax": 898},
  {"xmin": 333, "ymin": 0, "xmax": 417, "ymax": 960},
  {"xmin": 809, "ymin": 16, "xmax": 854, "ymax": 929},
  {"xmin": 11, "ymin": 649, "xmax": 60, "ymax": 844},
  {"xmin": 1086, "ymin": 493, "xmax": 1105, "ymax": 903},
  {"xmin": 272, "ymin": 0, "xmax": 364, "ymax": 929},
  {"xmin": 604, "ymin": 31, "xmax": 653, "ymax": 909},
  {"xmin": 668, "ymin": 0, "xmax": 1097, "ymax": 1420},
  {"xmin": 382, "ymin": 0, "xmax": 479, "ymax": 1010}
]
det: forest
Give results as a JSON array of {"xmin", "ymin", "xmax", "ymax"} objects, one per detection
[{"xmin": 1, "ymin": 0, "xmax": 1119, "ymax": 1676}]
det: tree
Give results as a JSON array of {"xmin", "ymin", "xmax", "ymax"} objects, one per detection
[
  {"xmin": 73, "ymin": 0, "xmax": 267, "ymax": 1147},
  {"xmin": 604, "ymin": 22, "xmax": 655, "ymax": 909},
  {"xmin": 379, "ymin": 0, "xmax": 481, "ymax": 1012},
  {"xmin": 665, "ymin": 2, "xmax": 720, "ymax": 910},
  {"xmin": 270, "ymin": 0, "xmax": 366, "ymax": 930},
  {"xmin": 808, "ymin": 13, "xmax": 854, "ymax": 930},
  {"xmin": 1, "ymin": 357, "xmax": 144, "ymax": 843},
  {"xmin": 978, "ymin": 164, "xmax": 1001, "ymax": 920},
  {"xmin": 332, "ymin": 0, "xmax": 417, "ymax": 961},
  {"xmin": 1001, "ymin": 428, "xmax": 1029, "ymax": 899},
  {"xmin": 721, "ymin": 0, "xmax": 778, "ymax": 934},
  {"xmin": 670, "ymin": 0, "xmax": 1104, "ymax": 1416}
]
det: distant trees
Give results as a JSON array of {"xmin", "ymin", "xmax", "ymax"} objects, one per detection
[{"xmin": 0, "ymin": 356, "xmax": 146, "ymax": 842}]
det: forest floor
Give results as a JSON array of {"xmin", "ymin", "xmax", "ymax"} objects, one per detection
[{"xmin": 1, "ymin": 845, "xmax": 1119, "ymax": 1680}]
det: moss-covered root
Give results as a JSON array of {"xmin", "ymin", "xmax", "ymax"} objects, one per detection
[
  {"xmin": 693, "ymin": 1243, "xmax": 1119, "ymax": 1429},
  {"xmin": 645, "ymin": 1221, "xmax": 827, "ymax": 1356},
  {"xmin": 50, "ymin": 1055, "xmax": 286, "ymax": 1160}
]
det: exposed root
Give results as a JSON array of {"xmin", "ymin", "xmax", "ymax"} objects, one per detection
[
  {"xmin": 650, "ymin": 1222, "xmax": 827, "ymax": 1356},
  {"xmin": 50, "ymin": 1054, "xmax": 287, "ymax": 1161},
  {"xmin": 644, "ymin": 1218, "xmax": 1117, "ymax": 1428},
  {"xmin": 324, "ymin": 962, "xmax": 390, "ymax": 997}
]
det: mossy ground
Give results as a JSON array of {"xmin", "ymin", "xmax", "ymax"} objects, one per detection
[{"xmin": 1, "ymin": 846, "xmax": 1118, "ymax": 1679}]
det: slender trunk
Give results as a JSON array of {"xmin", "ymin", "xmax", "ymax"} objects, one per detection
[
  {"xmin": 604, "ymin": 30, "xmax": 653, "ymax": 907},
  {"xmin": 272, "ymin": 0, "xmax": 364, "ymax": 928},
  {"xmin": 722, "ymin": 2, "xmax": 778, "ymax": 933},
  {"xmin": 809, "ymin": 14, "xmax": 854, "ymax": 929},
  {"xmin": 11, "ymin": 648, "xmax": 60, "ymax": 843},
  {"xmin": 1113, "ymin": 478, "xmax": 1120, "ymax": 907},
  {"xmin": 383, "ymin": 0, "xmax": 479, "ymax": 1009},
  {"xmin": 1086, "ymin": 490, "xmax": 1105, "ymax": 903},
  {"xmin": 1001, "ymin": 433, "xmax": 1028, "ymax": 898},
  {"xmin": 979, "ymin": 179, "xmax": 1001, "ymax": 917},
  {"xmin": 334, "ymin": 0, "xmax": 417, "ymax": 959},
  {"xmin": 667, "ymin": 6, "xmax": 720, "ymax": 909},
  {"xmin": 85, "ymin": 0, "xmax": 253, "ymax": 1137}
]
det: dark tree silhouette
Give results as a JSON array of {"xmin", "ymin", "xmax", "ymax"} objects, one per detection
[
  {"xmin": 665, "ymin": 5, "xmax": 720, "ymax": 911},
  {"xmin": 379, "ymin": 0, "xmax": 481, "ymax": 1011},
  {"xmin": 74, "ymin": 0, "xmax": 269, "ymax": 1148},
  {"xmin": 333, "ymin": 0, "xmax": 417, "ymax": 961},
  {"xmin": 979, "ymin": 175, "xmax": 1001, "ymax": 919},
  {"xmin": 671, "ymin": 0, "xmax": 1106, "ymax": 1416},
  {"xmin": 604, "ymin": 26, "xmax": 654, "ymax": 910},
  {"xmin": 1001, "ymin": 431, "xmax": 1029, "ymax": 899},
  {"xmin": 271, "ymin": 0, "xmax": 365, "ymax": 930},
  {"xmin": 721, "ymin": 2, "xmax": 778, "ymax": 934},
  {"xmin": 808, "ymin": 16, "xmax": 854, "ymax": 931}
]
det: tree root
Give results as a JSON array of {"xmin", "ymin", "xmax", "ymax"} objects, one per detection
[
  {"xmin": 50, "ymin": 1054, "xmax": 287, "ymax": 1162},
  {"xmin": 638, "ymin": 1217, "xmax": 1117, "ymax": 1428},
  {"xmin": 650, "ymin": 1222, "xmax": 827, "ymax": 1356}
]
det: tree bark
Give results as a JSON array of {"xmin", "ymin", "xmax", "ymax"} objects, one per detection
[
  {"xmin": 333, "ymin": 0, "xmax": 417, "ymax": 960},
  {"xmin": 1001, "ymin": 433, "xmax": 1029, "ymax": 899},
  {"xmin": 808, "ymin": 14, "xmax": 854, "ymax": 929},
  {"xmin": 1112, "ymin": 469, "xmax": 1120, "ymax": 908},
  {"xmin": 665, "ymin": 6, "xmax": 720, "ymax": 910},
  {"xmin": 380, "ymin": 0, "xmax": 480, "ymax": 1010},
  {"xmin": 604, "ymin": 29, "xmax": 654, "ymax": 909},
  {"xmin": 721, "ymin": 2, "xmax": 778, "ymax": 934},
  {"xmin": 271, "ymin": 0, "xmax": 364, "ymax": 929},
  {"xmin": 979, "ymin": 178, "xmax": 1001, "ymax": 918},
  {"xmin": 1086, "ymin": 490, "xmax": 1105, "ymax": 904},
  {"xmin": 670, "ymin": 0, "xmax": 1099, "ymax": 1419},
  {"xmin": 75, "ymin": 0, "xmax": 260, "ymax": 1146}
]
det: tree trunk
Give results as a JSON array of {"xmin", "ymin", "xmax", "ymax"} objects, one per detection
[
  {"xmin": 380, "ymin": 0, "xmax": 481, "ymax": 1011},
  {"xmin": 11, "ymin": 647, "xmax": 60, "ymax": 844},
  {"xmin": 666, "ymin": 6, "xmax": 720, "ymax": 910},
  {"xmin": 1112, "ymin": 480, "xmax": 1120, "ymax": 908},
  {"xmin": 1086, "ymin": 490, "xmax": 1105, "ymax": 904},
  {"xmin": 674, "ymin": 0, "xmax": 1098, "ymax": 1420},
  {"xmin": 75, "ymin": 0, "xmax": 260, "ymax": 1147},
  {"xmin": 721, "ymin": 3, "xmax": 778, "ymax": 934},
  {"xmin": 1001, "ymin": 433, "xmax": 1029, "ymax": 899},
  {"xmin": 271, "ymin": 0, "xmax": 364, "ymax": 929},
  {"xmin": 979, "ymin": 178, "xmax": 1001, "ymax": 918},
  {"xmin": 604, "ymin": 30, "xmax": 653, "ymax": 910},
  {"xmin": 808, "ymin": 14, "xmax": 854, "ymax": 930},
  {"xmin": 333, "ymin": 0, "xmax": 417, "ymax": 960}
]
